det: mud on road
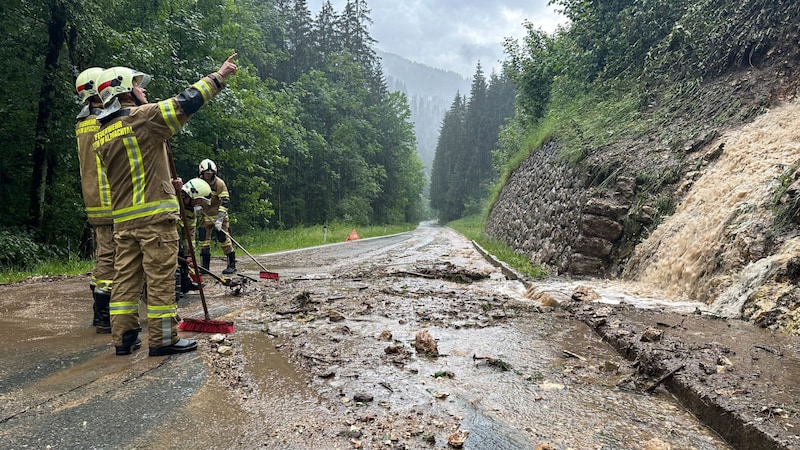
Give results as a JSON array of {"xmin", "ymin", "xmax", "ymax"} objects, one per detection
[{"xmin": 2, "ymin": 223, "xmax": 798, "ymax": 449}]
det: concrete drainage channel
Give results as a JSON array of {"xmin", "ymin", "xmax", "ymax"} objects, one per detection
[
  {"xmin": 567, "ymin": 303, "xmax": 799, "ymax": 450},
  {"xmin": 472, "ymin": 240, "xmax": 800, "ymax": 450}
]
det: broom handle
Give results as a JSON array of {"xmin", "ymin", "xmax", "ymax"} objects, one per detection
[
  {"xmin": 219, "ymin": 228, "xmax": 271, "ymax": 274},
  {"xmin": 165, "ymin": 142, "xmax": 211, "ymax": 321}
]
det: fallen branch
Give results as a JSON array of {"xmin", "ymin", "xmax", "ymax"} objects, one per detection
[
  {"xmin": 754, "ymin": 344, "xmax": 782, "ymax": 356},
  {"xmin": 276, "ymin": 308, "xmax": 313, "ymax": 315},
  {"xmin": 645, "ymin": 364, "xmax": 685, "ymax": 393},
  {"xmin": 563, "ymin": 350, "xmax": 587, "ymax": 361}
]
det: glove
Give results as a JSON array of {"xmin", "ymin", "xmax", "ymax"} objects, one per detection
[{"xmin": 215, "ymin": 212, "xmax": 226, "ymax": 231}]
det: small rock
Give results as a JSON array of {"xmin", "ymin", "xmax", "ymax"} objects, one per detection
[
  {"xmin": 572, "ymin": 285, "xmax": 600, "ymax": 302},
  {"xmin": 644, "ymin": 438, "xmax": 672, "ymax": 450},
  {"xmin": 209, "ymin": 333, "xmax": 226, "ymax": 343},
  {"xmin": 353, "ymin": 392, "xmax": 373, "ymax": 403},
  {"xmin": 414, "ymin": 329, "xmax": 439, "ymax": 356},
  {"xmin": 640, "ymin": 327, "xmax": 663, "ymax": 342},
  {"xmin": 217, "ymin": 345, "xmax": 234, "ymax": 356},
  {"xmin": 447, "ymin": 429, "xmax": 469, "ymax": 448},
  {"xmin": 328, "ymin": 310, "xmax": 346, "ymax": 322},
  {"xmin": 535, "ymin": 442, "xmax": 556, "ymax": 450},
  {"xmin": 599, "ymin": 361, "xmax": 619, "ymax": 373},
  {"xmin": 378, "ymin": 330, "xmax": 392, "ymax": 341}
]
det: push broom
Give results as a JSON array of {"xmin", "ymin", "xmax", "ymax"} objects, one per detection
[{"xmin": 166, "ymin": 142, "xmax": 234, "ymax": 333}]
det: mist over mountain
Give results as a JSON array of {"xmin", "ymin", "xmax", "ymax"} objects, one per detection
[{"xmin": 379, "ymin": 51, "xmax": 470, "ymax": 180}]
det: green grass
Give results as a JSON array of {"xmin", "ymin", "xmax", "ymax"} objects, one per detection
[
  {"xmin": 447, "ymin": 215, "xmax": 547, "ymax": 279},
  {"xmin": 0, "ymin": 258, "xmax": 93, "ymax": 285},
  {"xmin": 0, "ymin": 222, "xmax": 416, "ymax": 285},
  {"xmin": 1, "ymin": 220, "xmax": 543, "ymax": 284},
  {"xmin": 216, "ymin": 222, "xmax": 416, "ymax": 255}
]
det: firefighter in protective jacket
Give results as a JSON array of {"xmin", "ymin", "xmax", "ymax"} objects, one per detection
[
  {"xmin": 93, "ymin": 54, "xmax": 237, "ymax": 356},
  {"xmin": 75, "ymin": 67, "xmax": 113, "ymax": 334},
  {"xmin": 197, "ymin": 158, "xmax": 236, "ymax": 274}
]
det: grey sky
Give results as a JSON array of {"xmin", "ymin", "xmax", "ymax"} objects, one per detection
[{"xmin": 310, "ymin": 1, "xmax": 566, "ymax": 77}]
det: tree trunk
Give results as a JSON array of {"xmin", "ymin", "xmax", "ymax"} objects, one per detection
[{"xmin": 27, "ymin": 0, "xmax": 67, "ymax": 230}]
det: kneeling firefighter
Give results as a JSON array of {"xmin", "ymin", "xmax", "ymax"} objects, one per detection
[{"xmin": 197, "ymin": 159, "xmax": 236, "ymax": 274}]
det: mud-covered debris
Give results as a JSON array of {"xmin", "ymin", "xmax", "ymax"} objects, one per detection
[
  {"xmin": 353, "ymin": 392, "xmax": 373, "ymax": 403},
  {"xmin": 641, "ymin": 327, "xmax": 663, "ymax": 342},
  {"xmin": 535, "ymin": 442, "xmax": 555, "ymax": 450},
  {"xmin": 377, "ymin": 330, "xmax": 392, "ymax": 341},
  {"xmin": 384, "ymin": 344, "xmax": 407, "ymax": 355},
  {"xmin": 433, "ymin": 370, "xmax": 455, "ymax": 379},
  {"xmin": 473, "ymin": 354, "xmax": 512, "ymax": 371},
  {"xmin": 293, "ymin": 291, "xmax": 313, "ymax": 304},
  {"xmin": 414, "ymin": 329, "xmax": 439, "ymax": 356},
  {"xmin": 599, "ymin": 360, "xmax": 620, "ymax": 373},
  {"xmin": 433, "ymin": 391, "xmax": 449, "ymax": 399},
  {"xmin": 644, "ymin": 438, "xmax": 672, "ymax": 450},
  {"xmin": 327, "ymin": 310, "xmax": 346, "ymax": 322},
  {"xmin": 447, "ymin": 429, "xmax": 469, "ymax": 448}
]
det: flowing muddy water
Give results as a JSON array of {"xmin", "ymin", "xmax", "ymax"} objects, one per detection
[{"xmin": 624, "ymin": 101, "xmax": 800, "ymax": 310}]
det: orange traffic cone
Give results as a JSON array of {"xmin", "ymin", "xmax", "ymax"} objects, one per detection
[{"xmin": 345, "ymin": 229, "xmax": 360, "ymax": 242}]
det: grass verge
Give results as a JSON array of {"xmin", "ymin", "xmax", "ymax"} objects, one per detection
[{"xmin": 447, "ymin": 215, "xmax": 546, "ymax": 279}]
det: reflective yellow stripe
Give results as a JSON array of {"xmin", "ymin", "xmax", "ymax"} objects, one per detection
[
  {"xmin": 123, "ymin": 136, "xmax": 146, "ymax": 205},
  {"xmin": 192, "ymin": 79, "xmax": 213, "ymax": 102},
  {"xmin": 148, "ymin": 304, "xmax": 178, "ymax": 319},
  {"xmin": 86, "ymin": 205, "xmax": 113, "ymax": 219},
  {"xmin": 112, "ymin": 198, "xmax": 179, "ymax": 223},
  {"xmin": 158, "ymin": 100, "xmax": 181, "ymax": 134},
  {"xmin": 110, "ymin": 301, "xmax": 138, "ymax": 315},
  {"xmin": 96, "ymin": 152, "xmax": 112, "ymax": 208}
]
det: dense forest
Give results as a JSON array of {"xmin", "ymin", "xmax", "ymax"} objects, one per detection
[{"xmin": 1, "ymin": 0, "xmax": 426, "ymax": 264}]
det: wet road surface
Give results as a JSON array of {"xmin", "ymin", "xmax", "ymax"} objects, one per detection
[{"xmin": 1, "ymin": 223, "xmax": 734, "ymax": 449}]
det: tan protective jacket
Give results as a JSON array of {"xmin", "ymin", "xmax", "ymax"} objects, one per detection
[
  {"xmin": 94, "ymin": 74, "xmax": 225, "ymax": 231},
  {"xmin": 202, "ymin": 176, "xmax": 229, "ymax": 217},
  {"xmin": 76, "ymin": 102, "xmax": 112, "ymax": 226}
]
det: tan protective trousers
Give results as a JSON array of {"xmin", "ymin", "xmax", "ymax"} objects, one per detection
[
  {"xmin": 198, "ymin": 215, "xmax": 233, "ymax": 255},
  {"xmin": 92, "ymin": 224, "xmax": 115, "ymax": 294},
  {"xmin": 110, "ymin": 221, "xmax": 180, "ymax": 348}
]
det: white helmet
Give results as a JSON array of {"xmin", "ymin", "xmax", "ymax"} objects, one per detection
[
  {"xmin": 198, "ymin": 159, "xmax": 217, "ymax": 175},
  {"xmin": 181, "ymin": 178, "xmax": 212, "ymax": 204},
  {"xmin": 75, "ymin": 67, "xmax": 104, "ymax": 104},
  {"xmin": 96, "ymin": 66, "xmax": 152, "ymax": 107}
]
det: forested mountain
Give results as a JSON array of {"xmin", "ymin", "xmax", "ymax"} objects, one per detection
[
  {"xmin": 0, "ymin": 0, "xmax": 426, "ymax": 261},
  {"xmin": 428, "ymin": 64, "xmax": 516, "ymax": 221},
  {"xmin": 379, "ymin": 51, "xmax": 469, "ymax": 179}
]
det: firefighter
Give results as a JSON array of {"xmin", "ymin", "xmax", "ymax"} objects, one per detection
[
  {"xmin": 197, "ymin": 158, "xmax": 237, "ymax": 275},
  {"xmin": 93, "ymin": 54, "xmax": 237, "ymax": 356},
  {"xmin": 75, "ymin": 67, "xmax": 114, "ymax": 334},
  {"xmin": 176, "ymin": 177, "xmax": 212, "ymax": 300}
]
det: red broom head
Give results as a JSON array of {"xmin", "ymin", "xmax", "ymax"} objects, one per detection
[{"xmin": 179, "ymin": 317, "xmax": 234, "ymax": 334}]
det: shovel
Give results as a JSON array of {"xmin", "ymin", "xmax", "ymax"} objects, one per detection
[{"xmin": 218, "ymin": 228, "xmax": 280, "ymax": 280}]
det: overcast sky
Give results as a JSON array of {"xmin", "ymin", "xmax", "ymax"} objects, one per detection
[{"xmin": 309, "ymin": 1, "xmax": 567, "ymax": 78}]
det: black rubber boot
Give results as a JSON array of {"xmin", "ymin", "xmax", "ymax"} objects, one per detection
[
  {"xmin": 149, "ymin": 338, "xmax": 198, "ymax": 356},
  {"xmin": 200, "ymin": 248, "xmax": 211, "ymax": 271},
  {"xmin": 116, "ymin": 328, "xmax": 142, "ymax": 355},
  {"xmin": 94, "ymin": 292, "xmax": 111, "ymax": 334},
  {"xmin": 90, "ymin": 283, "xmax": 99, "ymax": 326},
  {"xmin": 222, "ymin": 251, "xmax": 236, "ymax": 274}
]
